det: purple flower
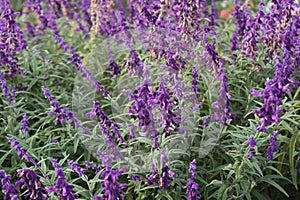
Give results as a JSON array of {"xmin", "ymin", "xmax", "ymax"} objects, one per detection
[
  {"xmin": 209, "ymin": 0, "xmax": 218, "ymax": 27},
  {"xmin": 83, "ymin": 161, "xmax": 101, "ymax": 174},
  {"xmin": 6, "ymin": 137, "xmax": 32, "ymax": 162},
  {"xmin": 231, "ymin": 0, "xmax": 249, "ymax": 51},
  {"xmin": 67, "ymin": 160, "xmax": 86, "ymax": 177},
  {"xmin": 42, "ymin": 86, "xmax": 80, "ymax": 128},
  {"xmin": 47, "ymin": 158, "xmax": 79, "ymax": 200},
  {"xmin": 129, "ymin": 174, "xmax": 141, "ymax": 181},
  {"xmin": 266, "ymin": 130, "xmax": 279, "ymax": 160},
  {"xmin": 0, "ymin": 72, "xmax": 10, "ymax": 97},
  {"xmin": 94, "ymin": 166, "xmax": 127, "ymax": 200},
  {"xmin": 186, "ymin": 159, "xmax": 200, "ymax": 200},
  {"xmin": 15, "ymin": 168, "xmax": 48, "ymax": 200},
  {"xmin": 105, "ymin": 46, "xmax": 121, "ymax": 78},
  {"xmin": 145, "ymin": 159, "xmax": 159, "ymax": 186},
  {"xmin": 0, "ymin": 0, "xmax": 27, "ymax": 76},
  {"xmin": 0, "ymin": 170, "xmax": 19, "ymax": 200},
  {"xmin": 246, "ymin": 136, "xmax": 256, "ymax": 158},
  {"xmin": 87, "ymin": 100, "xmax": 124, "ymax": 143},
  {"xmin": 20, "ymin": 113, "xmax": 29, "ymax": 137}
]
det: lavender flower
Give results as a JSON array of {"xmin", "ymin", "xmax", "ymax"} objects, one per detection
[
  {"xmin": 0, "ymin": 170, "xmax": 19, "ymax": 200},
  {"xmin": 106, "ymin": 46, "xmax": 121, "ymax": 77},
  {"xmin": 129, "ymin": 174, "xmax": 141, "ymax": 181},
  {"xmin": 67, "ymin": 160, "xmax": 86, "ymax": 177},
  {"xmin": 0, "ymin": 72, "xmax": 10, "ymax": 97},
  {"xmin": 266, "ymin": 130, "xmax": 279, "ymax": 160},
  {"xmin": 83, "ymin": 161, "xmax": 101, "ymax": 174},
  {"xmin": 94, "ymin": 167, "xmax": 127, "ymax": 200},
  {"xmin": 42, "ymin": 86, "xmax": 80, "ymax": 128},
  {"xmin": 158, "ymin": 150, "xmax": 176, "ymax": 188},
  {"xmin": 246, "ymin": 135, "xmax": 256, "ymax": 158},
  {"xmin": 231, "ymin": 0, "xmax": 249, "ymax": 51},
  {"xmin": 209, "ymin": 0, "xmax": 218, "ymax": 27},
  {"xmin": 47, "ymin": 158, "xmax": 79, "ymax": 200},
  {"xmin": 86, "ymin": 100, "xmax": 124, "ymax": 143},
  {"xmin": 6, "ymin": 137, "xmax": 32, "ymax": 162},
  {"xmin": 20, "ymin": 113, "xmax": 29, "ymax": 137},
  {"xmin": 15, "ymin": 168, "xmax": 48, "ymax": 200},
  {"xmin": 0, "ymin": 0, "xmax": 27, "ymax": 76},
  {"xmin": 145, "ymin": 159, "xmax": 159, "ymax": 186},
  {"xmin": 211, "ymin": 67, "xmax": 236, "ymax": 125},
  {"xmin": 191, "ymin": 66, "xmax": 202, "ymax": 110},
  {"xmin": 186, "ymin": 159, "xmax": 200, "ymax": 200}
]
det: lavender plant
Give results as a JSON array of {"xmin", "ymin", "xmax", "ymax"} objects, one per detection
[{"xmin": 0, "ymin": 0, "xmax": 299, "ymax": 200}]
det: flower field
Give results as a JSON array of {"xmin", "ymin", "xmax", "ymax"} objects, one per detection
[{"xmin": 0, "ymin": 0, "xmax": 299, "ymax": 199}]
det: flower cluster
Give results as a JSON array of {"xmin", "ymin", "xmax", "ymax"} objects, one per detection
[
  {"xmin": 42, "ymin": 86, "xmax": 80, "ymax": 128},
  {"xmin": 266, "ymin": 130, "xmax": 279, "ymax": 160},
  {"xmin": 67, "ymin": 160, "xmax": 86, "ymax": 177},
  {"xmin": 94, "ymin": 167, "xmax": 127, "ymax": 200},
  {"xmin": 0, "ymin": 170, "xmax": 19, "ymax": 200},
  {"xmin": 0, "ymin": 0, "xmax": 27, "ymax": 76},
  {"xmin": 47, "ymin": 158, "xmax": 79, "ymax": 200},
  {"xmin": 20, "ymin": 113, "xmax": 29, "ymax": 138},
  {"xmin": 146, "ymin": 152, "xmax": 176, "ymax": 188},
  {"xmin": 247, "ymin": 135, "xmax": 256, "ymax": 158},
  {"xmin": 6, "ymin": 137, "xmax": 32, "ymax": 163},
  {"xmin": 15, "ymin": 168, "xmax": 48, "ymax": 200},
  {"xmin": 186, "ymin": 159, "xmax": 201, "ymax": 200}
]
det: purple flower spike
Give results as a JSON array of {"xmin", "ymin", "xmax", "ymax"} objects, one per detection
[
  {"xmin": 186, "ymin": 159, "xmax": 200, "ymax": 200},
  {"xmin": 247, "ymin": 136, "xmax": 256, "ymax": 158},
  {"xmin": 0, "ymin": 0, "xmax": 27, "ymax": 76},
  {"xmin": 67, "ymin": 160, "xmax": 86, "ymax": 177},
  {"xmin": 95, "ymin": 166, "xmax": 127, "ymax": 200},
  {"xmin": 15, "ymin": 168, "xmax": 48, "ymax": 200},
  {"xmin": 6, "ymin": 137, "xmax": 32, "ymax": 162},
  {"xmin": 48, "ymin": 158, "xmax": 79, "ymax": 200},
  {"xmin": 0, "ymin": 170, "xmax": 19, "ymax": 200},
  {"xmin": 20, "ymin": 113, "xmax": 29, "ymax": 137},
  {"xmin": 266, "ymin": 130, "xmax": 279, "ymax": 160}
]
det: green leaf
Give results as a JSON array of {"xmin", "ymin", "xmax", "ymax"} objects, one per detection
[
  {"xmin": 289, "ymin": 133, "xmax": 298, "ymax": 189},
  {"xmin": 260, "ymin": 176, "xmax": 289, "ymax": 197}
]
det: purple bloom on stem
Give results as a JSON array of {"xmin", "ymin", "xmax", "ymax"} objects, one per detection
[
  {"xmin": 186, "ymin": 159, "xmax": 200, "ymax": 200},
  {"xmin": 0, "ymin": 72, "xmax": 10, "ymax": 97},
  {"xmin": 247, "ymin": 135, "xmax": 256, "ymax": 147},
  {"xmin": 20, "ymin": 113, "xmax": 29, "ymax": 137},
  {"xmin": 0, "ymin": 0, "xmax": 27, "ymax": 76},
  {"xmin": 6, "ymin": 137, "xmax": 32, "ymax": 162},
  {"xmin": 48, "ymin": 158, "xmax": 79, "ymax": 200},
  {"xmin": 266, "ymin": 130, "xmax": 279, "ymax": 160},
  {"xmin": 83, "ymin": 161, "xmax": 101, "ymax": 174},
  {"xmin": 94, "ymin": 166, "xmax": 127, "ymax": 200},
  {"xmin": 246, "ymin": 135, "xmax": 256, "ymax": 158},
  {"xmin": 129, "ymin": 174, "xmax": 141, "ymax": 181},
  {"xmin": 67, "ymin": 160, "xmax": 86, "ymax": 177},
  {"xmin": 0, "ymin": 170, "xmax": 19, "ymax": 200},
  {"xmin": 15, "ymin": 168, "xmax": 48, "ymax": 200}
]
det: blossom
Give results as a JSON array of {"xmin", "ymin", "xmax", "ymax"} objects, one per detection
[
  {"xmin": 0, "ymin": 0, "xmax": 27, "ymax": 76},
  {"xmin": 0, "ymin": 170, "xmax": 19, "ymax": 200},
  {"xmin": 0, "ymin": 72, "xmax": 10, "ymax": 97},
  {"xmin": 42, "ymin": 86, "xmax": 80, "ymax": 128},
  {"xmin": 83, "ymin": 161, "xmax": 101, "ymax": 174},
  {"xmin": 186, "ymin": 159, "xmax": 200, "ymax": 200},
  {"xmin": 47, "ymin": 158, "xmax": 79, "ymax": 200},
  {"xmin": 6, "ymin": 137, "xmax": 32, "ymax": 162},
  {"xmin": 246, "ymin": 135, "xmax": 256, "ymax": 158},
  {"xmin": 67, "ymin": 160, "xmax": 86, "ymax": 177},
  {"xmin": 20, "ymin": 113, "xmax": 29, "ymax": 137},
  {"xmin": 94, "ymin": 166, "xmax": 127, "ymax": 200},
  {"xmin": 266, "ymin": 130, "xmax": 279, "ymax": 160},
  {"xmin": 15, "ymin": 168, "xmax": 48, "ymax": 200}
]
